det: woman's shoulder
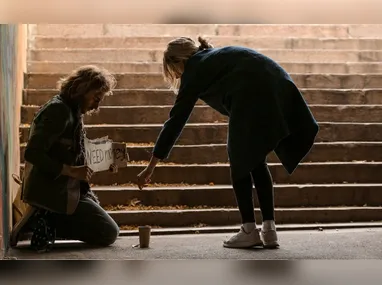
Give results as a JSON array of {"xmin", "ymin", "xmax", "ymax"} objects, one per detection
[{"xmin": 197, "ymin": 46, "xmax": 260, "ymax": 58}]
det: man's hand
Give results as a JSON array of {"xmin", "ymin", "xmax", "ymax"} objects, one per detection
[
  {"xmin": 109, "ymin": 163, "xmax": 118, "ymax": 173},
  {"xmin": 62, "ymin": 165, "xmax": 94, "ymax": 182}
]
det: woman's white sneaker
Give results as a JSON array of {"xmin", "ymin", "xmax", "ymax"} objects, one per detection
[
  {"xmin": 261, "ymin": 220, "xmax": 279, "ymax": 249},
  {"xmin": 223, "ymin": 224, "xmax": 263, "ymax": 248}
]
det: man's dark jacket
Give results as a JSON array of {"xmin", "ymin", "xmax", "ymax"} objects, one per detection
[{"xmin": 22, "ymin": 95, "xmax": 88, "ymax": 214}]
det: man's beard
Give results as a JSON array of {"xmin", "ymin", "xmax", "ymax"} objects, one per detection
[{"xmin": 85, "ymin": 106, "xmax": 101, "ymax": 116}]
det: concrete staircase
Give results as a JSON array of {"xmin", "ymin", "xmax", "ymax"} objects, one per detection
[{"xmin": 21, "ymin": 24, "xmax": 382, "ymax": 234}]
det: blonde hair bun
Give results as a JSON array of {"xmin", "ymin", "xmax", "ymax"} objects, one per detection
[{"xmin": 197, "ymin": 36, "xmax": 213, "ymax": 50}]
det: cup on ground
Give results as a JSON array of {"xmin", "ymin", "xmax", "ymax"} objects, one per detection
[{"xmin": 138, "ymin": 225, "xmax": 151, "ymax": 248}]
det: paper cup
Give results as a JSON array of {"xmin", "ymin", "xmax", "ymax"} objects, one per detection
[{"xmin": 138, "ymin": 226, "xmax": 151, "ymax": 248}]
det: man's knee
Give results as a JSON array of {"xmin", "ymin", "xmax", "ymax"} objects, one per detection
[
  {"xmin": 74, "ymin": 199, "xmax": 120, "ymax": 246},
  {"xmin": 96, "ymin": 219, "xmax": 120, "ymax": 246}
]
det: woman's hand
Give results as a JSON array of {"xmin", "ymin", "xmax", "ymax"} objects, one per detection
[
  {"xmin": 137, "ymin": 166, "xmax": 154, "ymax": 190},
  {"xmin": 136, "ymin": 156, "xmax": 160, "ymax": 190}
]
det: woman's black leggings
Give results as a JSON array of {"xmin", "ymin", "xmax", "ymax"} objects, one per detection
[{"xmin": 231, "ymin": 160, "xmax": 275, "ymax": 223}]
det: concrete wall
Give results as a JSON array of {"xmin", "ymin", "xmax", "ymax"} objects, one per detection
[{"xmin": 0, "ymin": 24, "xmax": 27, "ymax": 255}]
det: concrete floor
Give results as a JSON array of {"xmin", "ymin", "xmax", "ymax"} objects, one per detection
[{"xmin": 6, "ymin": 227, "xmax": 382, "ymax": 260}]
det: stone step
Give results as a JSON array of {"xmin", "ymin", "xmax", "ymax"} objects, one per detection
[
  {"xmin": 18, "ymin": 161, "xmax": 382, "ymax": 185},
  {"xmin": 33, "ymin": 36, "xmax": 382, "ymax": 50},
  {"xmin": 18, "ymin": 122, "xmax": 382, "ymax": 144},
  {"xmin": 25, "ymin": 73, "xmax": 382, "ymax": 89},
  {"xmin": 19, "ymin": 105, "xmax": 224, "ymax": 125},
  {"xmin": 27, "ymin": 61, "xmax": 382, "ymax": 74},
  {"xmin": 30, "ymin": 24, "xmax": 382, "ymax": 38},
  {"xmin": 108, "ymin": 206, "xmax": 382, "ymax": 227},
  {"xmin": 56, "ymin": 162, "xmax": 382, "ymax": 185},
  {"xmin": 18, "ymin": 122, "xmax": 382, "ymax": 146},
  {"xmin": 96, "ymin": 142, "xmax": 382, "ymax": 164},
  {"xmin": 20, "ymin": 105, "xmax": 382, "ymax": 124},
  {"xmin": 18, "ymin": 142, "xmax": 382, "ymax": 164},
  {"xmin": 93, "ymin": 184, "xmax": 382, "ymax": 208},
  {"xmin": 28, "ymin": 61, "xmax": 164, "ymax": 74},
  {"xmin": 23, "ymin": 88, "xmax": 382, "ymax": 106},
  {"xmin": 29, "ymin": 48, "xmax": 382, "ymax": 63},
  {"xmin": 118, "ymin": 222, "xmax": 382, "ymax": 236}
]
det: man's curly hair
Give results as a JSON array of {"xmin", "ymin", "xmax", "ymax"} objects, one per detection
[
  {"xmin": 57, "ymin": 65, "xmax": 117, "ymax": 171},
  {"xmin": 57, "ymin": 65, "xmax": 117, "ymax": 102}
]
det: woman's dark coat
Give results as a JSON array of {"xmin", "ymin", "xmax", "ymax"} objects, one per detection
[{"xmin": 153, "ymin": 46, "xmax": 319, "ymax": 180}]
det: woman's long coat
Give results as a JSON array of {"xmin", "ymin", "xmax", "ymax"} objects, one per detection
[{"xmin": 153, "ymin": 46, "xmax": 319, "ymax": 180}]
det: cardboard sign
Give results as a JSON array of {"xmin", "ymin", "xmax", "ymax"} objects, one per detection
[
  {"xmin": 112, "ymin": 142, "xmax": 129, "ymax": 168},
  {"xmin": 84, "ymin": 136, "xmax": 129, "ymax": 172}
]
